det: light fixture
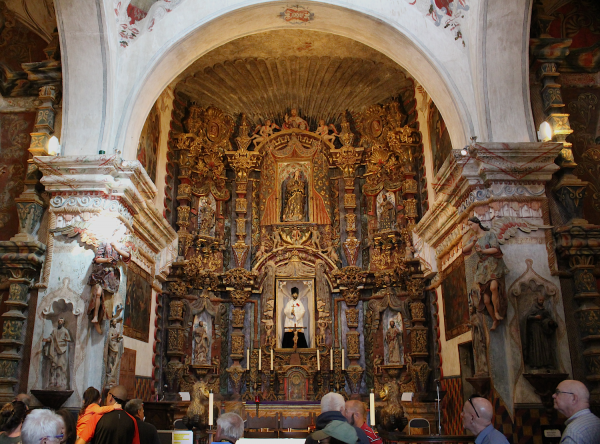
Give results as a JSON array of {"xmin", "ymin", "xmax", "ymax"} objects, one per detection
[
  {"xmin": 538, "ymin": 121, "xmax": 552, "ymax": 142},
  {"xmin": 48, "ymin": 136, "xmax": 60, "ymax": 156},
  {"xmin": 460, "ymin": 146, "xmax": 468, "ymax": 156}
]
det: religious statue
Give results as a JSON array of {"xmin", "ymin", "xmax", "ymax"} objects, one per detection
[
  {"xmin": 106, "ymin": 318, "xmax": 123, "ymax": 384},
  {"xmin": 42, "ymin": 317, "xmax": 73, "ymax": 390},
  {"xmin": 524, "ymin": 295, "xmax": 558, "ymax": 369},
  {"xmin": 252, "ymin": 119, "xmax": 280, "ymax": 148},
  {"xmin": 194, "ymin": 321, "xmax": 210, "ymax": 364},
  {"xmin": 385, "ymin": 320, "xmax": 401, "ymax": 364},
  {"xmin": 462, "ymin": 216, "xmax": 509, "ymax": 330},
  {"xmin": 379, "ymin": 194, "xmax": 396, "ymax": 230},
  {"xmin": 198, "ymin": 198, "xmax": 216, "ymax": 235},
  {"xmin": 315, "ymin": 119, "xmax": 338, "ymax": 144},
  {"xmin": 283, "ymin": 109, "xmax": 309, "ymax": 130},
  {"xmin": 378, "ymin": 380, "xmax": 407, "ymax": 432},
  {"xmin": 468, "ymin": 292, "xmax": 489, "ymax": 376},
  {"xmin": 262, "ymin": 318, "xmax": 276, "ymax": 348},
  {"xmin": 282, "ymin": 287, "xmax": 308, "ymax": 348},
  {"xmin": 88, "ymin": 231, "xmax": 131, "ymax": 334},
  {"xmin": 282, "ymin": 170, "xmax": 307, "ymax": 222},
  {"xmin": 323, "ymin": 245, "xmax": 340, "ymax": 265},
  {"xmin": 272, "ymin": 227, "xmax": 282, "ymax": 250},
  {"xmin": 310, "ymin": 226, "xmax": 322, "ymax": 250}
]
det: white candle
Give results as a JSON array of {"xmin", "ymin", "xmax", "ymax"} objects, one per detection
[
  {"xmin": 370, "ymin": 391, "xmax": 375, "ymax": 427},
  {"xmin": 208, "ymin": 392, "xmax": 214, "ymax": 426},
  {"xmin": 259, "ymin": 349, "xmax": 262, "ymax": 371},
  {"xmin": 247, "ymin": 349, "xmax": 250, "ymax": 371},
  {"xmin": 342, "ymin": 348, "xmax": 345, "ymax": 371},
  {"xmin": 317, "ymin": 349, "xmax": 320, "ymax": 371},
  {"xmin": 270, "ymin": 349, "xmax": 274, "ymax": 371},
  {"xmin": 330, "ymin": 348, "xmax": 334, "ymax": 370}
]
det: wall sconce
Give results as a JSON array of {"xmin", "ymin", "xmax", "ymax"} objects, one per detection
[
  {"xmin": 48, "ymin": 136, "xmax": 60, "ymax": 156},
  {"xmin": 538, "ymin": 121, "xmax": 553, "ymax": 142},
  {"xmin": 460, "ymin": 136, "xmax": 478, "ymax": 156}
]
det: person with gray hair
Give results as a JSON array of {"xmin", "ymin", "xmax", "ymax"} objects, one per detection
[
  {"xmin": 21, "ymin": 409, "xmax": 65, "ymax": 444},
  {"xmin": 553, "ymin": 379, "xmax": 600, "ymax": 444},
  {"xmin": 215, "ymin": 412, "xmax": 244, "ymax": 443},
  {"xmin": 306, "ymin": 393, "xmax": 368, "ymax": 444},
  {"xmin": 125, "ymin": 399, "xmax": 160, "ymax": 444}
]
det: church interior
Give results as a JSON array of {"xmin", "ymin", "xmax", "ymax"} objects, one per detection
[{"xmin": 0, "ymin": 0, "xmax": 599, "ymax": 442}]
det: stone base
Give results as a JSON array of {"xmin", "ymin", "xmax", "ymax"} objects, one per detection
[{"xmin": 465, "ymin": 375, "xmax": 491, "ymax": 397}]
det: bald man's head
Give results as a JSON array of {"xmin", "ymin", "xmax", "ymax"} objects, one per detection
[
  {"xmin": 553, "ymin": 379, "xmax": 590, "ymax": 418},
  {"xmin": 108, "ymin": 385, "xmax": 128, "ymax": 406},
  {"xmin": 344, "ymin": 400, "xmax": 367, "ymax": 427},
  {"xmin": 461, "ymin": 397, "xmax": 493, "ymax": 435}
]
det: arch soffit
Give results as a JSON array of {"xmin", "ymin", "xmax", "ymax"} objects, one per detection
[{"xmin": 117, "ymin": 2, "xmax": 473, "ymax": 159}]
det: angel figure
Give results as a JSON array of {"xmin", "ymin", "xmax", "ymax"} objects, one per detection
[
  {"xmin": 314, "ymin": 119, "xmax": 338, "ymax": 144},
  {"xmin": 252, "ymin": 119, "xmax": 280, "ymax": 148},
  {"xmin": 462, "ymin": 216, "xmax": 508, "ymax": 331}
]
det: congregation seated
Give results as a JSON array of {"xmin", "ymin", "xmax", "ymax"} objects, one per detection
[{"xmin": 305, "ymin": 393, "xmax": 368, "ymax": 444}]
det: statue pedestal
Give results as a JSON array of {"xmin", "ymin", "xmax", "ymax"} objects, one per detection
[
  {"xmin": 524, "ymin": 372, "xmax": 568, "ymax": 415},
  {"xmin": 465, "ymin": 375, "xmax": 491, "ymax": 397},
  {"xmin": 31, "ymin": 389, "xmax": 73, "ymax": 410}
]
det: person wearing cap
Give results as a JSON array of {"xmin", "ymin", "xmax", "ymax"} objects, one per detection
[
  {"xmin": 309, "ymin": 420, "xmax": 358, "ymax": 444},
  {"xmin": 305, "ymin": 393, "xmax": 368, "ymax": 444}
]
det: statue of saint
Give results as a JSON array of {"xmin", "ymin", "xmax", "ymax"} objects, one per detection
[
  {"xmin": 468, "ymin": 293, "xmax": 489, "ymax": 376},
  {"xmin": 194, "ymin": 321, "xmax": 210, "ymax": 364},
  {"xmin": 198, "ymin": 198, "xmax": 215, "ymax": 235},
  {"xmin": 282, "ymin": 170, "xmax": 307, "ymax": 222},
  {"xmin": 379, "ymin": 194, "xmax": 396, "ymax": 230},
  {"xmin": 42, "ymin": 318, "xmax": 73, "ymax": 389},
  {"xmin": 310, "ymin": 226, "xmax": 322, "ymax": 250},
  {"xmin": 283, "ymin": 109, "xmax": 308, "ymax": 130},
  {"xmin": 524, "ymin": 295, "xmax": 557, "ymax": 369},
  {"xmin": 462, "ymin": 216, "xmax": 509, "ymax": 330},
  {"xmin": 315, "ymin": 119, "xmax": 338, "ymax": 144},
  {"xmin": 106, "ymin": 318, "xmax": 123, "ymax": 384},
  {"xmin": 385, "ymin": 320, "xmax": 402, "ymax": 364},
  {"xmin": 88, "ymin": 230, "xmax": 131, "ymax": 334},
  {"xmin": 282, "ymin": 287, "xmax": 308, "ymax": 348},
  {"xmin": 252, "ymin": 119, "xmax": 280, "ymax": 148}
]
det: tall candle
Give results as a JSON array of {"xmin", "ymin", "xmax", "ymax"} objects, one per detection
[
  {"xmin": 270, "ymin": 349, "xmax": 274, "ymax": 371},
  {"xmin": 247, "ymin": 349, "xmax": 250, "ymax": 370},
  {"xmin": 317, "ymin": 349, "xmax": 320, "ymax": 371},
  {"xmin": 369, "ymin": 391, "xmax": 375, "ymax": 427},
  {"xmin": 330, "ymin": 348, "xmax": 334, "ymax": 370},
  {"xmin": 208, "ymin": 392, "xmax": 214, "ymax": 426},
  {"xmin": 342, "ymin": 348, "xmax": 345, "ymax": 371},
  {"xmin": 258, "ymin": 349, "xmax": 262, "ymax": 371}
]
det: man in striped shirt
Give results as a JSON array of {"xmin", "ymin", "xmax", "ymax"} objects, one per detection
[
  {"xmin": 344, "ymin": 400, "xmax": 382, "ymax": 444},
  {"xmin": 553, "ymin": 379, "xmax": 600, "ymax": 444}
]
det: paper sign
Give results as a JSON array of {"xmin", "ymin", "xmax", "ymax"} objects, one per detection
[
  {"xmin": 173, "ymin": 431, "xmax": 193, "ymax": 444},
  {"xmin": 544, "ymin": 429, "xmax": 561, "ymax": 438},
  {"xmin": 401, "ymin": 392, "xmax": 414, "ymax": 402},
  {"xmin": 179, "ymin": 392, "xmax": 190, "ymax": 401}
]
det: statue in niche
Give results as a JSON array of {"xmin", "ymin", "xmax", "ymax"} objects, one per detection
[
  {"xmin": 198, "ymin": 197, "xmax": 215, "ymax": 235},
  {"xmin": 379, "ymin": 193, "xmax": 396, "ymax": 230},
  {"xmin": 385, "ymin": 320, "xmax": 401, "ymax": 364},
  {"xmin": 252, "ymin": 119, "xmax": 280, "ymax": 148},
  {"xmin": 468, "ymin": 291, "xmax": 489, "ymax": 376},
  {"xmin": 310, "ymin": 226, "xmax": 322, "ymax": 250},
  {"xmin": 272, "ymin": 227, "xmax": 282, "ymax": 250},
  {"xmin": 42, "ymin": 317, "xmax": 73, "ymax": 389},
  {"xmin": 193, "ymin": 321, "xmax": 210, "ymax": 364},
  {"xmin": 462, "ymin": 216, "xmax": 508, "ymax": 330},
  {"xmin": 315, "ymin": 119, "xmax": 338, "ymax": 144},
  {"xmin": 524, "ymin": 295, "xmax": 558, "ymax": 369},
  {"xmin": 282, "ymin": 287, "xmax": 308, "ymax": 348},
  {"xmin": 106, "ymin": 318, "xmax": 123, "ymax": 384},
  {"xmin": 283, "ymin": 109, "xmax": 308, "ymax": 130},
  {"xmin": 282, "ymin": 170, "xmax": 307, "ymax": 222},
  {"xmin": 262, "ymin": 319, "xmax": 276, "ymax": 348},
  {"xmin": 88, "ymin": 227, "xmax": 131, "ymax": 334}
]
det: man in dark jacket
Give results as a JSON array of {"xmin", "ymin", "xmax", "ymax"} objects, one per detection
[
  {"xmin": 305, "ymin": 393, "xmax": 369, "ymax": 444},
  {"xmin": 125, "ymin": 399, "xmax": 160, "ymax": 444}
]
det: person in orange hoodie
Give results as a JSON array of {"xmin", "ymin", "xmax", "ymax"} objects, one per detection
[{"xmin": 76, "ymin": 387, "xmax": 115, "ymax": 438}]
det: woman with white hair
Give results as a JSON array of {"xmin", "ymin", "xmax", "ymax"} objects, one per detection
[{"xmin": 21, "ymin": 409, "xmax": 64, "ymax": 444}]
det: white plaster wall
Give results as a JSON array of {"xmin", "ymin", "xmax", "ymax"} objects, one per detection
[
  {"xmin": 436, "ymin": 285, "xmax": 471, "ymax": 377},
  {"xmin": 122, "ymin": 288, "xmax": 158, "ymax": 377}
]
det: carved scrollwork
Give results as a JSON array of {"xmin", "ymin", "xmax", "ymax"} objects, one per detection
[
  {"xmin": 232, "ymin": 308, "xmax": 245, "ymax": 328},
  {"xmin": 223, "ymin": 268, "xmax": 257, "ymax": 290},
  {"xmin": 346, "ymin": 308, "xmax": 359, "ymax": 328}
]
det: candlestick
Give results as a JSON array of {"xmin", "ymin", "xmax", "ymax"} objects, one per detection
[
  {"xmin": 208, "ymin": 391, "xmax": 214, "ymax": 426},
  {"xmin": 342, "ymin": 348, "xmax": 345, "ymax": 371},
  {"xmin": 270, "ymin": 348, "xmax": 274, "ymax": 371},
  {"xmin": 330, "ymin": 348, "xmax": 333, "ymax": 371},
  {"xmin": 370, "ymin": 390, "xmax": 375, "ymax": 427},
  {"xmin": 247, "ymin": 349, "xmax": 250, "ymax": 371},
  {"xmin": 259, "ymin": 349, "xmax": 262, "ymax": 371},
  {"xmin": 317, "ymin": 349, "xmax": 320, "ymax": 371}
]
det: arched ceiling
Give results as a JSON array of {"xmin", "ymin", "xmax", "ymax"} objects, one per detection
[{"xmin": 175, "ymin": 30, "xmax": 415, "ymax": 126}]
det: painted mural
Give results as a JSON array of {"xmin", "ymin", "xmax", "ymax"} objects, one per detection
[
  {"xmin": 115, "ymin": 0, "xmax": 184, "ymax": 48},
  {"xmin": 0, "ymin": 113, "xmax": 35, "ymax": 240},
  {"xmin": 137, "ymin": 102, "xmax": 160, "ymax": 183},
  {"xmin": 406, "ymin": 0, "xmax": 469, "ymax": 46},
  {"xmin": 442, "ymin": 258, "xmax": 469, "ymax": 340},
  {"xmin": 429, "ymin": 102, "xmax": 452, "ymax": 175},
  {"xmin": 124, "ymin": 262, "xmax": 152, "ymax": 342}
]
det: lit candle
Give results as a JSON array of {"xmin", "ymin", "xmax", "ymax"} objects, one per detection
[
  {"xmin": 270, "ymin": 348, "xmax": 274, "ymax": 371},
  {"xmin": 369, "ymin": 390, "xmax": 375, "ymax": 427},
  {"xmin": 208, "ymin": 391, "xmax": 214, "ymax": 426},
  {"xmin": 247, "ymin": 349, "xmax": 250, "ymax": 371},
  {"xmin": 317, "ymin": 349, "xmax": 320, "ymax": 371},
  {"xmin": 330, "ymin": 348, "xmax": 334, "ymax": 371},
  {"xmin": 259, "ymin": 349, "xmax": 262, "ymax": 371},
  {"xmin": 342, "ymin": 348, "xmax": 345, "ymax": 371}
]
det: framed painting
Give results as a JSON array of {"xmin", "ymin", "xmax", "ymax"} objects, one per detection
[
  {"xmin": 442, "ymin": 258, "xmax": 470, "ymax": 340},
  {"xmin": 124, "ymin": 262, "xmax": 152, "ymax": 342},
  {"xmin": 429, "ymin": 103, "xmax": 452, "ymax": 175}
]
